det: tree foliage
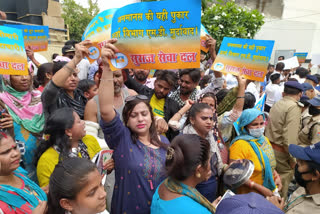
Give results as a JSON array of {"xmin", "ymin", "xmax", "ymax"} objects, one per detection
[
  {"xmin": 202, "ymin": 0, "xmax": 264, "ymax": 50},
  {"xmin": 62, "ymin": 0, "xmax": 99, "ymax": 41}
]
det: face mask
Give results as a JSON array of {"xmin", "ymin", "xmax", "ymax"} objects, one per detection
[
  {"xmin": 294, "ymin": 164, "xmax": 312, "ymax": 188},
  {"xmin": 248, "ymin": 127, "xmax": 265, "ymax": 138},
  {"xmin": 308, "ymin": 105, "xmax": 320, "ymax": 116}
]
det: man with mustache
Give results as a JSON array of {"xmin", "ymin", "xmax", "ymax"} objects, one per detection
[
  {"xmin": 133, "ymin": 69, "xmax": 156, "ymax": 89},
  {"xmin": 124, "ymin": 70, "xmax": 180, "ymax": 141},
  {"xmin": 169, "ymin": 69, "xmax": 201, "ymax": 109}
]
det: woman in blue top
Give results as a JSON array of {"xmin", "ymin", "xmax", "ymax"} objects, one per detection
[
  {"xmin": 98, "ymin": 39, "xmax": 169, "ymax": 214},
  {"xmin": 151, "ymin": 134, "xmax": 220, "ymax": 214},
  {"xmin": 0, "ymin": 130, "xmax": 47, "ymax": 214}
]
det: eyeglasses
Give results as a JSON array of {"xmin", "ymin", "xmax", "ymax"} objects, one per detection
[{"xmin": 125, "ymin": 95, "xmax": 149, "ymax": 103}]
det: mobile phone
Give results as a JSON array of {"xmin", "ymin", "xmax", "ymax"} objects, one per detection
[{"xmin": 216, "ymin": 190, "xmax": 235, "ymax": 208}]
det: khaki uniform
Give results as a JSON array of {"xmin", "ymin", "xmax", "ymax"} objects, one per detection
[
  {"xmin": 298, "ymin": 114, "xmax": 320, "ymax": 147},
  {"xmin": 265, "ymin": 96, "xmax": 302, "ymax": 198},
  {"xmin": 285, "ymin": 187, "xmax": 320, "ymax": 214}
]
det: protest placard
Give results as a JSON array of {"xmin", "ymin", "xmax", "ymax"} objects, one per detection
[
  {"xmin": 294, "ymin": 52, "xmax": 308, "ymax": 63},
  {"xmin": 108, "ymin": 0, "xmax": 201, "ymax": 70},
  {"xmin": 4, "ymin": 24, "xmax": 49, "ymax": 52},
  {"xmin": 200, "ymin": 24, "xmax": 209, "ymax": 53},
  {"xmin": 279, "ymin": 56, "xmax": 299, "ymax": 70},
  {"xmin": 82, "ymin": 8, "xmax": 118, "ymax": 64},
  {"xmin": 211, "ymin": 37, "xmax": 274, "ymax": 82},
  {"xmin": 0, "ymin": 26, "xmax": 28, "ymax": 75}
]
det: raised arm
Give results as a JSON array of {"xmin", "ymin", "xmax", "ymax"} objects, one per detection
[
  {"xmin": 231, "ymin": 75, "xmax": 246, "ymax": 113},
  {"xmin": 206, "ymin": 34, "xmax": 217, "ymax": 62},
  {"xmin": 26, "ymin": 46, "xmax": 41, "ymax": 69},
  {"xmin": 98, "ymin": 39, "xmax": 119, "ymax": 123},
  {"xmin": 52, "ymin": 40, "xmax": 91, "ymax": 87}
]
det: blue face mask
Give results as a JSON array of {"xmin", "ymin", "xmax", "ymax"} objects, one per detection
[{"xmin": 248, "ymin": 127, "xmax": 265, "ymax": 138}]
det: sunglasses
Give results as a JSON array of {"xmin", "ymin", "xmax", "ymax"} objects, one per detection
[
  {"xmin": 125, "ymin": 95, "xmax": 149, "ymax": 103},
  {"xmin": 67, "ymin": 55, "xmax": 74, "ymax": 60}
]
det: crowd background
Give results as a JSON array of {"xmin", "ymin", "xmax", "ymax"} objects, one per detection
[{"xmin": 1, "ymin": 4, "xmax": 320, "ymax": 214}]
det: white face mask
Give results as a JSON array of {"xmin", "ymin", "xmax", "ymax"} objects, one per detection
[{"xmin": 248, "ymin": 127, "xmax": 265, "ymax": 138}]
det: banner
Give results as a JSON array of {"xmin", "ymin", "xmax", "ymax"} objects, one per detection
[
  {"xmin": 200, "ymin": 24, "xmax": 209, "ymax": 53},
  {"xmin": 0, "ymin": 26, "xmax": 28, "ymax": 75},
  {"xmin": 212, "ymin": 37, "xmax": 274, "ymax": 82},
  {"xmin": 4, "ymin": 24, "xmax": 49, "ymax": 52},
  {"xmin": 233, "ymin": 93, "xmax": 266, "ymax": 135},
  {"xmin": 294, "ymin": 52, "xmax": 308, "ymax": 63},
  {"xmin": 82, "ymin": 8, "xmax": 118, "ymax": 64},
  {"xmin": 108, "ymin": 0, "xmax": 201, "ymax": 70}
]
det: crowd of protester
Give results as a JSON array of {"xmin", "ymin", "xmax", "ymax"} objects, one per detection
[{"xmin": 0, "ymin": 25, "xmax": 320, "ymax": 214}]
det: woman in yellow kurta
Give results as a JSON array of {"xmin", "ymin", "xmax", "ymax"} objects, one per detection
[
  {"xmin": 35, "ymin": 108, "xmax": 101, "ymax": 187},
  {"xmin": 229, "ymin": 108, "xmax": 281, "ymax": 197}
]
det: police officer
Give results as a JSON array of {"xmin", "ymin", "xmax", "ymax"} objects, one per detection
[
  {"xmin": 267, "ymin": 142, "xmax": 320, "ymax": 214},
  {"xmin": 265, "ymin": 81, "xmax": 303, "ymax": 199},
  {"xmin": 298, "ymin": 95, "xmax": 320, "ymax": 147}
]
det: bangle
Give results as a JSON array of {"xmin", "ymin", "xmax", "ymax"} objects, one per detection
[
  {"xmin": 177, "ymin": 111, "xmax": 183, "ymax": 117},
  {"xmin": 64, "ymin": 64, "xmax": 74, "ymax": 74},
  {"xmin": 237, "ymin": 96, "xmax": 245, "ymax": 99}
]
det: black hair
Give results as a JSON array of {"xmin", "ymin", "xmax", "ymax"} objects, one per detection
[
  {"xmin": 77, "ymin": 79, "xmax": 96, "ymax": 93},
  {"xmin": 216, "ymin": 89, "xmax": 230, "ymax": 105},
  {"xmin": 284, "ymin": 86, "xmax": 301, "ymax": 95},
  {"xmin": 243, "ymin": 92, "xmax": 256, "ymax": 110},
  {"xmin": 275, "ymin": 62, "xmax": 285, "ymax": 71},
  {"xmin": 35, "ymin": 108, "xmax": 75, "ymax": 165},
  {"xmin": 52, "ymin": 53, "xmax": 59, "ymax": 61},
  {"xmin": 200, "ymin": 92, "xmax": 216, "ymax": 104},
  {"xmin": 298, "ymin": 67, "xmax": 309, "ymax": 78},
  {"xmin": 122, "ymin": 99, "xmax": 167, "ymax": 149},
  {"xmin": 288, "ymin": 78, "xmax": 298, "ymax": 82},
  {"xmin": 36, "ymin": 63, "xmax": 53, "ymax": 86},
  {"xmin": 65, "ymin": 40, "xmax": 79, "ymax": 47},
  {"xmin": 278, "ymin": 56, "xmax": 285, "ymax": 60},
  {"xmin": 267, "ymin": 64, "xmax": 274, "ymax": 70},
  {"xmin": 165, "ymin": 134, "xmax": 210, "ymax": 181},
  {"xmin": 270, "ymin": 73, "xmax": 280, "ymax": 83},
  {"xmin": 179, "ymin": 68, "xmax": 201, "ymax": 83},
  {"xmin": 306, "ymin": 161, "xmax": 320, "ymax": 176},
  {"xmin": 47, "ymin": 158, "xmax": 97, "ymax": 214},
  {"xmin": 0, "ymin": 130, "xmax": 14, "ymax": 144},
  {"xmin": 199, "ymin": 75, "xmax": 212, "ymax": 89},
  {"xmin": 185, "ymin": 103, "xmax": 212, "ymax": 126},
  {"xmin": 154, "ymin": 70, "xmax": 178, "ymax": 88},
  {"xmin": 52, "ymin": 61, "xmax": 68, "ymax": 75}
]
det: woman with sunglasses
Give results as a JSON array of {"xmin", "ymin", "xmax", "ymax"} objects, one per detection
[
  {"xmin": 98, "ymin": 39, "xmax": 169, "ymax": 214},
  {"xmin": 182, "ymin": 103, "xmax": 226, "ymax": 202}
]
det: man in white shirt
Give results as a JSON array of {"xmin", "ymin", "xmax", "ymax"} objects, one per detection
[{"xmin": 264, "ymin": 73, "xmax": 283, "ymax": 112}]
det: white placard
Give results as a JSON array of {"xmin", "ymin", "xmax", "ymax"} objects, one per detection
[{"xmin": 279, "ymin": 56, "xmax": 300, "ymax": 69}]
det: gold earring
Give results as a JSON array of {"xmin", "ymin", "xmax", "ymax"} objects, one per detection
[
  {"xmin": 196, "ymin": 173, "xmax": 201, "ymax": 178},
  {"xmin": 69, "ymin": 135, "xmax": 72, "ymax": 140}
]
